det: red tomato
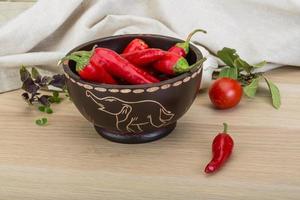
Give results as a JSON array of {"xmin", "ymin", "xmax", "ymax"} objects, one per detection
[{"xmin": 209, "ymin": 78, "xmax": 243, "ymax": 109}]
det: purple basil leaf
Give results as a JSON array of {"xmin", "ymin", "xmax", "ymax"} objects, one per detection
[
  {"xmin": 38, "ymin": 95, "xmax": 50, "ymax": 106},
  {"xmin": 31, "ymin": 67, "xmax": 41, "ymax": 80},
  {"xmin": 20, "ymin": 66, "xmax": 31, "ymax": 82},
  {"xmin": 42, "ymin": 76, "xmax": 52, "ymax": 84},
  {"xmin": 35, "ymin": 75, "xmax": 41, "ymax": 84},
  {"xmin": 22, "ymin": 92, "xmax": 29, "ymax": 100},
  {"xmin": 22, "ymin": 78, "xmax": 40, "ymax": 94},
  {"xmin": 29, "ymin": 95, "xmax": 37, "ymax": 104},
  {"xmin": 50, "ymin": 74, "xmax": 66, "ymax": 89}
]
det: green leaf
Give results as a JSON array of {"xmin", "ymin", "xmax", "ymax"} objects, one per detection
[
  {"xmin": 263, "ymin": 77, "xmax": 281, "ymax": 109},
  {"xmin": 48, "ymin": 96, "xmax": 62, "ymax": 104},
  {"xmin": 243, "ymin": 77, "xmax": 260, "ymax": 98},
  {"xmin": 253, "ymin": 60, "xmax": 267, "ymax": 68},
  {"xmin": 219, "ymin": 66, "xmax": 238, "ymax": 79},
  {"xmin": 31, "ymin": 67, "xmax": 41, "ymax": 79},
  {"xmin": 234, "ymin": 58, "xmax": 252, "ymax": 73},
  {"xmin": 217, "ymin": 47, "xmax": 239, "ymax": 67},
  {"xmin": 20, "ymin": 66, "xmax": 31, "ymax": 82},
  {"xmin": 53, "ymin": 91, "xmax": 59, "ymax": 98},
  {"xmin": 35, "ymin": 118, "xmax": 48, "ymax": 126},
  {"xmin": 45, "ymin": 107, "xmax": 53, "ymax": 114},
  {"xmin": 49, "ymin": 91, "xmax": 62, "ymax": 103},
  {"xmin": 38, "ymin": 106, "xmax": 46, "ymax": 112}
]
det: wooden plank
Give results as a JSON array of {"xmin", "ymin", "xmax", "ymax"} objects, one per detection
[{"xmin": 0, "ymin": 67, "xmax": 299, "ymax": 199}]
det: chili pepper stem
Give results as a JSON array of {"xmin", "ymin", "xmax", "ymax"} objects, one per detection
[
  {"xmin": 188, "ymin": 57, "xmax": 207, "ymax": 71},
  {"xmin": 174, "ymin": 57, "xmax": 206, "ymax": 74},
  {"xmin": 174, "ymin": 29, "xmax": 207, "ymax": 56},
  {"xmin": 223, "ymin": 123, "xmax": 228, "ymax": 133},
  {"xmin": 186, "ymin": 29, "xmax": 207, "ymax": 43},
  {"xmin": 59, "ymin": 45, "xmax": 98, "ymax": 71},
  {"xmin": 71, "ymin": 45, "xmax": 97, "ymax": 57}
]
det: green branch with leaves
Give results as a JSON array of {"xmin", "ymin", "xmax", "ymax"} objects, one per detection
[{"xmin": 217, "ymin": 47, "xmax": 281, "ymax": 109}]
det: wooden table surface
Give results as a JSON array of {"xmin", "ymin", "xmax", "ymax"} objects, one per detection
[{"xmin": 1, "ymin": 1, "xmax": 300, "ymax": 200}]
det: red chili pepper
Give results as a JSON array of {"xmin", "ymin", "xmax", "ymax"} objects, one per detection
[
  {"xmin": 205, "ymin": 123, "xmax": 234, "ymax": 174},
  {"xmin": 64, "ymin": 48, "xmax": 158, "ymax": 85},
  {"xmin": 121, "ymin": 48, "xmax": 166, "ymax": 66},
  {"xmin": 61, "ymin": 52, "xmax": 117, "ymax": 84},
  {"xmin": 131, "ymin": 65, "xmax": 160, "ymax": 83},
  {"xmin": 122, "ymin": 38, "xmax": 149, "ymax": 54},
  {"xmin": 153, "ymin": 52, "xmax": 206, "ymax": 75},
  {"xmin": 141, "ymin": 67, "xmax": 170, "ymax": 81},
  {"xmin": 168, "ymin": 29, "xmax": 206, "ymax": 57},
  {"xmin": 93, "ymin": 48, "xmax": 158, "ymax": 84},
  {"xmin": 92, "ymin": 48, "xmax": 158, "ymax": 84}
]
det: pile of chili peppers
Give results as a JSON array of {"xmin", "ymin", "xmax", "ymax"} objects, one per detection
[{"xmin": 62, "ymin": 29, "xmax": 206, "ymax": 85}]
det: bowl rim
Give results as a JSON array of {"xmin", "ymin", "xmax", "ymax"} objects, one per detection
[{"xmin": 62, "ymin": 34, "xmax": 203, "ymax": 89}]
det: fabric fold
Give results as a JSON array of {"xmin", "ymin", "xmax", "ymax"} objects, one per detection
[{"xmin": 1, "ymin": 0, "xmax": 299, "ymax": 93}]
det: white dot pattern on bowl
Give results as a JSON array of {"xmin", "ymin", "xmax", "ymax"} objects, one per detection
[
  {"xmin": 146, "ymin": 87, "xmax": 160, "ymax": 92},
  {"xmin": 161, "ymin": 84, "xmax": 171, "ymax": 90},
  {"xmin": 64, "ymin": 73, "xmax": 70, "ymax": 79},
  {"xmin": 120, "ymin": 89, "xmax": 132, "ymax": 93},
  {"xmin": 83, "ymin": 84, "xmax": 93, "ymax": 90},
  {"xmin": 197, "ymin": 68, "xmax": 202, "ymax": 74},
  {"xmin": 66, "ymin": 66, "xmax": 203, "ymax": 94},
  {"xmin": 77, "ymin": 82, "xmax": 84, "ymax": 87},
  {"xmin": 95, "ymin": 87, "xmax": 107, "ymax": 92},
  {"xmin": 183, "ymin": 77, "xmax": 191, "ymax": 83},
  {"xmin": 133, "ymin": 89, "xmax": 145, "ymax": 94},
  {"xmin": 173, "ymin": 81, "xmax": 182, "ymax": 87},
  {"xmin": 191, "ymin": 73, "xmax": 197, "ymax": 78},
  {"xmin": 109, "ymin": 89, "xmax": 119, "ymax": 93}
]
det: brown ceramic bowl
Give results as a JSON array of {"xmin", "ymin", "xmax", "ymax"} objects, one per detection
[{"xmin": 63, "ymin": 34, "xmax": 203, "ymax": 144}]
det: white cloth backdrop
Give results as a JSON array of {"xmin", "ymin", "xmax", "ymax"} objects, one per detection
[{"xmin": 0, "ymin": 0, "xmax": 299, "ymax": 93}]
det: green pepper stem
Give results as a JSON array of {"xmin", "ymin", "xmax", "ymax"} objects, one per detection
[
  {"xmin": 188, "ymin": 57, "xmax": 207, "ymax": 71},
  {"xmin": 71, "ymin": 45, "xmax": 97, "ymax": 57},
  {"xmin": 186, "ymin": 29, "xmax": 207, "ymax": 43},
  {"xmin": 223, "ymin": 123, "xmax": 228, "ymax": 133},
  {"xmin": 59, "ymin": 45, "xmax": 97, "ymax": 71}
]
